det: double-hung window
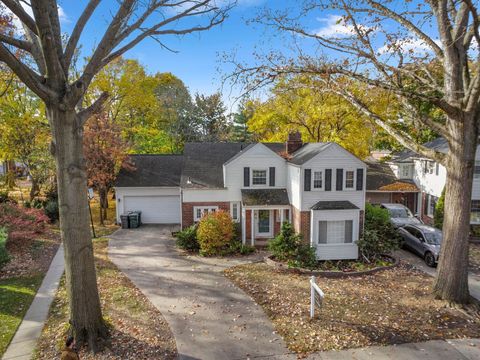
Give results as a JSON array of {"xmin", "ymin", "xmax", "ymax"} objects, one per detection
[
  {"xmin": 252, "ymin": 169, "xmax": 267, "ymax": 185},
  {"xmin": 345, "ymin": 170, "xmax": 355, "ymax": 189},
  {"xmin": 230, "ymin": 202, "xmax": 240, "ymax": 222},
  {"xmin": 313, "ymin": 171, "xmax": 323, "ymax": 189},
  {"xmin": 193, "ymin": 206, "xmax": 218, "ymax": 222}
]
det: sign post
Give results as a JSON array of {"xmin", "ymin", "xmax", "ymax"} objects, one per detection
[
  {"xmin": 310, "ymin": 276, "xmax": 324, "ymax": 319},
  {"xmin": 87, "ymin": 188, "xmax": 96, "ymax": 239}
]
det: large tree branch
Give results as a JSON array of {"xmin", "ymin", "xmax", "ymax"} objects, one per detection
[
  {"xmin": 339, "ymin": 89, "xmax": 447, "ymax": 164},
  {"xmin": 77, "ymin": 91, "xmax": 109, "ymax": 125},
  {"xmin": 64, "ymin": 0, "xmax": 102, "ymax": 71},
  {"xmin": 0, "ymin": 33, "xmax": 32, "ymax": 52},
  {"xmin": 2, "ymin": 0, "xmax": 38, "ymax": 35},
  {"xmin": 0, "ymin": 43, "xmax": 54, "ymax": 100}
]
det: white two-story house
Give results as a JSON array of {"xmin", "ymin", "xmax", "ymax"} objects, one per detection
[
  {"xmin": 115, "ymin": 133, "xmax": 367, "ymax": 260},
  {"xmin": 366, "ymin": 137, "xmax": 480, "ymax": 225}
]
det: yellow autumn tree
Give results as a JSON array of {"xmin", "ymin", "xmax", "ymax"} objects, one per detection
[{"xmin": 248, "ymin": 76, "xmax": 375, "ymax": 158}]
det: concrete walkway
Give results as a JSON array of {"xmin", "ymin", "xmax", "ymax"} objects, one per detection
[
  {"xmin": 2, "ymin": 244, "xmax": 64, "ymax": 360},
  {"xmin": 394, "ymin": 249, "xmax": 480, "ymax": 300},
  {"xmin": 307, "ymin": 338, "xmax": 480, "ymax": 359},
  {"xmin": 109, "ymin": 225, "xmax": 292, "ymax": 360}
]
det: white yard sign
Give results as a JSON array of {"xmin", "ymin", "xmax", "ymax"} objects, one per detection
[{"xmin": 310, "ymin": 276, "xmax": 324, "ymax": 319}]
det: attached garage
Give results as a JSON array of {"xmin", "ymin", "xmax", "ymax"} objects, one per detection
[{"xmin": 114, "ymin": 155, "xmax": 183, "ymax": 225}]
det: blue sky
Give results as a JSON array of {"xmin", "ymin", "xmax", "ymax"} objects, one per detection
[
  {"xmin": 57, "ymin": 0, "xmax": 303, "ymax": 110},
  {"xmin": 17, "ymin": 1, "xmax": 441, "ymax": 110}
]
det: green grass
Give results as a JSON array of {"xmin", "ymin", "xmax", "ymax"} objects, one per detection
[
  {"xmin": 0, "ymin": 227, "xmax": 8, "ymax": 268},
  {"xmin": 0, "ymin": 275, "xmax": 43, "ymax": 357}
]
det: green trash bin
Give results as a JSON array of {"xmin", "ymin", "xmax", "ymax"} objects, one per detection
[{"xmin": 128, "ymin": 212, "xmax": 140, "ymax": 229}]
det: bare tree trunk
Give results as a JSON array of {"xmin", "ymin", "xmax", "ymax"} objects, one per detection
[
  {"xmin": 433, "ymin": 119, "xmax": 478, "ymax": 303},
  {"xmin": 47, "ymin": 106, "xmax": 106, "ymax": 350},
  {"xmin": 99, "ymin": 187, "xmax": 108, "ymax": 224},
  {"xmin": 29, "ymin": 177, "xmax": 40, "ymax": 201}
]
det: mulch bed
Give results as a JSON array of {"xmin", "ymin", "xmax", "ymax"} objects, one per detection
[
  {"xmin": 0, "ymin": 227, "xmax": 60, "ymax": 280},
  {"xmin": 225, "ymin": 262, "xmax": 480, "ymax": 355},
  {"xmin": 34, "ymin": 238, "xmax": 177, "ymax": 360}
]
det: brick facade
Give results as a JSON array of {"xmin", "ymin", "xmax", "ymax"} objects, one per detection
[
  {"xmin": 182, "ymin": 202, "xmax": 230, "ymax": 228},
  {"xmin": 292, "ymin": 206, "xmax": 311, "ymax": 243},
  {"xmin": 420, "ymin": 192, "xmax": 434, "ymax": 225}
]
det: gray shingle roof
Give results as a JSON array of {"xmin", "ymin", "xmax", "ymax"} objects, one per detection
[
  {"xmin": 311, "ymin": 200, "xmax": 359, "ymax": 210},
  {"xmin": 181, "ymin": 142, "xmax": 247, "ymax": 188},
  {"xmin": 115, "ymin": 154, "xmax": 183, "ymax": 187},
  {"xmin": 289, "ymin": 143, "xmax": 332, "ymax": 165},
  {"xmin": 241, "ymin": 189, "xmax": 290, "ymax": 206},
  {"xmin": 391, "ymin": 137, "xmax": 449, "ymax": 162},
  {"xmin": 365, "ymin": 159, "xmax": 418, "ymax": 191}
]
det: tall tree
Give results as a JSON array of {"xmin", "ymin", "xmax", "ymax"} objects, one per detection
[
  {"xmin": 233, "ymin": 0, "xmax": 480, "ymax": 303},
  {"xmin": 0, "ymin": 0, "xmax": 230, "ymax": 349},
  {"xmin": 248, "ymin": 76, "xmax": 374, "ymax": 158},
  {"xmin": 83, "ymin": 112, "xmax": 131, "ymax": 225},
  {"xmin": 0, "ymin": 75, "xmax": 55, "ymax": 200},
  {"xmin": 193, "ymin": 92, "xmax": 231, "ymax": 141},
  {"xmin": 230, "ymin": 98, "xmax": 255, "ymax": 142}
]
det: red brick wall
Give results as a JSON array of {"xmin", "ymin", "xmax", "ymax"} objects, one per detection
[
  {"xmin": 420, "ymin": 192, "xmax": 434, "ymax": 225},
  {"xmin": 182, "ymin": 202, "xmax": 230, "ymax": 228},
  {"xmin": 292, "ymin": 206, "xmax": 310, "ymax": 243},
  {"xmin": 246, "ymin": 209, "xmax": 252, "ymax": 241}
]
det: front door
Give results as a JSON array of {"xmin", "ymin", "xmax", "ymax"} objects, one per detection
[{"xmin": 255, "ymin": 210, "xmax": 272, "ymax": 237}]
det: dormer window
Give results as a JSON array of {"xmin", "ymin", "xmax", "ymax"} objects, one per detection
[{"xmin": 252, "ymin": 169, "xmax": 267, "ymax": 185}]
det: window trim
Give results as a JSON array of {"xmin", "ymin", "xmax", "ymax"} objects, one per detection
[
  {"xmin": 344, "ymin": 169, "xmax": 355, "ymax": 190},
  {"xmin": 193, "ymin": 206, "xmax": 219, "ymax": 222},
  {"xmin": 230, "ymin": 202, "xmax": 240, "ymax": 222},
  {"xmin": 317, "ymin": 219, "xmax": 354, "ymax": 245},
  {"xmin": 312, "ymin": 170, "xmax": 323, "ymax": 190},
  {"xmin": 251, "ymin": 168, "xmax": 268, "ymax": 186}
]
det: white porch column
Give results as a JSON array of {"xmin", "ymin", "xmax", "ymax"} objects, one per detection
[
  {"xmin": 251, "ymin": 209, "xmax": 255, "ymax": 246},
  {"xmin": 280, "ymin": 208, "xmax": 284, "ymax": 224},
  {"xmin": 241, "ymin": 207, "xmax": 246, "ymax": 245}
]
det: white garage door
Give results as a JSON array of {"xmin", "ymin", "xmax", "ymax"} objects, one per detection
[{"xmin": 124, "ymin": 195, "xmax": 181, "ymax": 224}]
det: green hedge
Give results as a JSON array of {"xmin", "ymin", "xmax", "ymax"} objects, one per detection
[{"xmin": 0, "ymin": 227, "xmax": 9, "ymax": 268}]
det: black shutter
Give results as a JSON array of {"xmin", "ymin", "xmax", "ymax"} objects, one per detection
[
  {"xmin": 304, "ymin": 169, "xmax": 311, "ymax": 191},
  {"xmin": 269, "ymin": 167, "xmax": 275, "ymax": 187},
  {"xmin": 356, "ymin": 168, "xmax": 364, "ymax": 191},
  {"xmin": 325, "ymin": 169, "xmax": 332, "ymax": 191},
  {"xmin": 336, "ymin": 169, "xmax": 343, "ymax": 191},
  {"xmin": 244, "ymin": 167, "xmax": 250, "ymax": 187}
]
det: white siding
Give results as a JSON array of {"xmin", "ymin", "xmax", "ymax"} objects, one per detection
[
  {"xmin": 413, "ymin": 159, "xmax": 446, "ymax": 198},
  {"xmin": 300, "ymin": 144, "xmax": 366, "ymax": 211},
  {"xmin": 114, "ymin": 187, "xmax": 181, "ymax": 223},
  {"xmin": 310, "ymin": 209, "xmax": 359, "ymax": 260},
  {"xmin": 182, "ymin": 189, "xmax": 229, "ymax": 202},
  {"xmin": 223, "ymin": 143, "xmax": 287, "ymax": 202},
  {"xmin": 287, "ymin": 164, "xmax": 301, "ymax": 209},
  {"xmin": 473, "ymin": 146, "xmax": 480, "ymax": 200}
]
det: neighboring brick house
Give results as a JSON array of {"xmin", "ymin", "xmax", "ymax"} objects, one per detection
[{"xmin": 115, "ymin": 133, "xmax": 367, "ymax": 260}]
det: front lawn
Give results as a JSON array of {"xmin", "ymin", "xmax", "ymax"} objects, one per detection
[
  {"xmin": 225, "ymin": 263, "xmax": 480, "ymax": 355},
  {"xmin": 0, "ymin": 275, "xmax": 43, "ymax": 356},
  {"xmin": 34, "ymin": 238, "xmax": 177, "ymax": 359}
]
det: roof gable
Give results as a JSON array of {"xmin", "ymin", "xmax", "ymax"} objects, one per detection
[
  {"xmin": 295, "ymin": 142, "xmax": 365, "ymax": 167},
  {"xmin": 223, "ymin": 142, "xmax": 286, "ymax": 166}
]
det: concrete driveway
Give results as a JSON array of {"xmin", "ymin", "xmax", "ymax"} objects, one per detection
[
  {"xmin": 394, "ymin": 249, "xmax": 480, "ymax": 300},
  {"xmin": 108, "ymin": 225, "xmax": 291, "ymax": 360}
]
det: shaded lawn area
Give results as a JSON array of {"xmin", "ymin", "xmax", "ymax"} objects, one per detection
[
  {"xmin": 0, "ymin": 275, "xmax": 43, "ymax": 356},
  {"xmin": 89, "ymin": 194, "xmax": 119, "ymax": 238},
  {"xmin": 225, "ymin": 263, "xmax": 480, "ymax": 355},
  {"xmin": 34, "ymin": 238, "xmax": 177, "ymax": 359}
]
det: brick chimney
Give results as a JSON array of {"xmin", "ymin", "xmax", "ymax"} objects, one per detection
[{"xmin": 286, "ymin": 131, "xmax": 303, "ymax": 154}]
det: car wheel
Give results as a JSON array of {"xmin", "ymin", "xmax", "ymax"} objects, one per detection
[{"xmin": 424, "ymin": 252, "xmax": 436, "ymax": 267}]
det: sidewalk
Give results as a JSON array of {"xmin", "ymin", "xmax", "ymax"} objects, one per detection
[
  {"xmin": 2, "ymin": 244, "xmax": 64, "ymax": 360},
  {"xmin": 306, "ymin": 338, "xmax": 480, "ymax": 359}
]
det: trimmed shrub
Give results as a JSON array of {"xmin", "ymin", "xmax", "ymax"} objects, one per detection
[
  {"xmin": 0, "ymin": 227, "xmax": 9, "ymax": 268},
  {"xmin": 43, "ymin": 200, "xmax": 59, "ymax": 222},
  {"xmin": 358, "ymin": 203, "xmax": 400, "ymax": 262},
  {"xmin": 434, "ymin": 188, "xmax": 445, "ymax": 230},
  {"xmin": 197, "ymin": 210, "xmax": 234, "ymax": 256},
  {"xmin": 175, "ymin": 225, "xmax": 199, "ymax": 252},
  {"xmin": 268, "ymin": 222, "xmax": 317, "ymax": 269},
  {"xmin": 0, "ymin": 203, "xmax": 49, "ymax": 242}
]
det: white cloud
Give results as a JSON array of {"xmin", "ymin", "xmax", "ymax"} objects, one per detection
[
  {"xmin": 378, "ymin": 37, "xmax": 441, "ymax": 56},
  {"xmin": 315, "ymin": 14, "xmax": 370, "ymax": 38}
]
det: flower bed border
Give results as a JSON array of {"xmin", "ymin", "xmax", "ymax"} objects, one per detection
[{"xmin": 264, "ymin": 254, "xmax": 399, "ymax": 278}]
